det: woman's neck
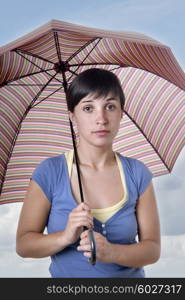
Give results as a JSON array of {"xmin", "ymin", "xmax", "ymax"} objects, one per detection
[{"xmin": 75, "ymin": 144, "xmax": 116, "ymax": 171}]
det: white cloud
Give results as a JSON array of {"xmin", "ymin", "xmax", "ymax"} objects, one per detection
[
  {"xmin": 0, "ymin": 252, "xmax": 50, "ymax": 278},
  {"xmin": 145, "ymin": 235, "xmax": 185, "ymax": 277},
  {"xmin": 151, "ymin": 147, "xmax": 185, "ymax": 235},
  {"xmin": 160, "ymin": 235, "xmax": 185, "ymax": 258},
  {"xmin": 145, "ymin": 256, "xmax": 185, "ymax": 277},
  {"xmin": 0, "ymin": 203, "xmax": 50, "ymax": 277}
]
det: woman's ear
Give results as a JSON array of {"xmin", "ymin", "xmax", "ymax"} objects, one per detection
[{"xmin": 69, "ymin": 111, "xmax": 76, "ymax": 125}]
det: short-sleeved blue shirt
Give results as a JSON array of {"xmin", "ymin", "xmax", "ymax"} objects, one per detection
[{"xmin": 31, "ymin": 152, "xmax": 153, "ymax": 278}]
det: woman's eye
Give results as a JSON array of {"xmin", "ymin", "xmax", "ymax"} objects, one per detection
[
  {"xmin": 83, "ymin": 104, "xmax": 116, "ymax": 112},
  {"xmin": 107, "ymin": 104, "xmax": 115, "ymax": 110},
  {"xmin": 83, "ymin": 106, "xmax": 92, "ymax": 112}
]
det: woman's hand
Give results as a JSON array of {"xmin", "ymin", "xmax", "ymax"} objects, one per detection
[
  {"xmin": 64, "ymin": 203, "xmax": 94, "ymax": 246},
  {"xmin": 77, "ymin": 229, "xmax": 113, "ymax": 263}
]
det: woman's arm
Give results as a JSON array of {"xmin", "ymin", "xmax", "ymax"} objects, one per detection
[
  {"xmin": 16, "ymin": 180, "xmax": 70, "ymax": 258},
  {"xmin": 16, "ymin": 180, "xmax": 94, "ymax": 258},
  {"xmin": 108, "ymin": 182, "xmax": 161, "ymax": 267}
]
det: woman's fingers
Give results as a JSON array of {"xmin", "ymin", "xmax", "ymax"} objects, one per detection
[
  {"xmin": 77, "ymin": 243, "xmax": 91, "ymax": 252},
  {"xmin": 72, "ymin": 217, "xmax": 94, "ymax": 229},
  {"xmin": 64, "ymin": 203, "xmax": 93, "ymax": 245},
  {"xmin": 71, "ymin": 210, "xmax": 93, "ymax": 220},
  {"xmin": 79, "ymin": 237, "xmax": 89, "ymax": 245},
  {"xmin": 71, "ymin": 215, "xmax": 94, "ymax": 224},
  {"xmin": 74, "ymin": 202, "xmax": 91, "ymax": 212},
  {"xmin": 70, "ymin": 204, "xmax": 93, "ymax": 225},
  {"xmin": 80, "ymin": 229, "xmax": 89, "ymax": 239},
  {"xmin": 77, "ymin": 232, "xmax": 95, "ymax": 252}
]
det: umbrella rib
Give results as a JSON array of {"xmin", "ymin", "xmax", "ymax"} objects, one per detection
[
  {"xmin": 29, "ymin": 72, "xmax": 60, "ymax": 108},
  {"xmin": 65, "ymin": 38, "xmax": 102, "ymax": 84},
  {"xmin": 66, "ymin": 37, "xmax": 101, "ymax": 64},
  {"xmin": 67, "ymin": 65, "xmax": 121, "ymax": 78},
  {"xmin": 7, "ymin": 83, "xmax": 61, "ymax": 87},
  {"xmin": 13, "ymin": 48, "xmax": 54, "ymax": 65},
  {"xmin": 31, "ymin": 85, "xmax": 63, "ymax": 108},
  {"xmin": 0, "ymin": 69, "xmax": 54, "ymax": 87},
  {"xmin": 75, "ymin": 38, "xmax": 101, "ymax": 67},
  {"xmin": 123, "ymin": 110, "xmax": 171, "ymax": 172},
  {"xmin": 54, "ymin": 31, "xmax": 62, "ymax": 62},
  {"xmin": 70, "ymin": 62, "xmax": 120, "ymax": 67},
  {"xmin": 110, "ymin": 66, "xmax": 122, "ymax": 72},
  {"xmin": 15, "ymin": 50, "xmax": 64, "ymax": 84},
  {"xmin": 67, "ymin": 70, "xmax": 79, "ymax": 77},
  {"xmin": 15, "ymin": 49, "xmax": 52, "ymax": 73}
]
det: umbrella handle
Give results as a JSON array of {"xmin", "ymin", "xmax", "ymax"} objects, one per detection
[{"xmin": 87, "ymin": 229, "xmax": 96, "ymax": 265}]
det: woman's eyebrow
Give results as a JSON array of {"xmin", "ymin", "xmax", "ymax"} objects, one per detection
[{"xmin": 81, "ymin": 97, "xmax": 118, "ymax": 103}]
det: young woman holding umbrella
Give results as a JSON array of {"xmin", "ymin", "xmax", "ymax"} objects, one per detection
[{"xmin": 16, "ymin": 68, "xmax": 161, "ymax": 278}]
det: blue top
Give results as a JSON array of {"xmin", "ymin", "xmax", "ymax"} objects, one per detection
[{"xmin": 31, "ymin": 152, "xmax": 153, "ymax": 278}]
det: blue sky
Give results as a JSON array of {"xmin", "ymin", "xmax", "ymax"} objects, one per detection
[
  {"xmin": 0, "ymin": 0, "xmax": 185, "ymax": 277},
  {"xmin": 1, "ymin": 0, "xmax": 185, "ymax": 68}
]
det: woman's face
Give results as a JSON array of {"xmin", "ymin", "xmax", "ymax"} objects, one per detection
[{"xmin": 69, "ymin": 92, "xmax": 123, "ymax": 148}]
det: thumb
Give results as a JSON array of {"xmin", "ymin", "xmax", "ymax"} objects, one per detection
[{"xmin": 75, "ymin": 202, "xmax": 91, "ymax": 212}]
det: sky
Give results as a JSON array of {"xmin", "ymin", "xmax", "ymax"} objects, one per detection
[{"xmin": 0, "ymin": 0, "xmax": 185, "ymax": 278}]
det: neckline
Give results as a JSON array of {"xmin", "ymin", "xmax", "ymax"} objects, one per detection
[{"xmin": 63, "ymin": 149, "xmax": 129, "ymax": 224}]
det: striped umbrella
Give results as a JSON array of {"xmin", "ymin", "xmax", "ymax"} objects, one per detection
[{"xmin": 0, "ymin": 19, "xmax": 185, "ymax": 205}]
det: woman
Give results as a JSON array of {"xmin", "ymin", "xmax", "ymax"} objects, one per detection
[{"xmin": 16, "ymin": 68, "xmax": 161, "ymax": 278}]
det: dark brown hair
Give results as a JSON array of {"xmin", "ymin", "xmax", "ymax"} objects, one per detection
[{"xmin": 66, "ymin": 68, "xmax": 125, "ymax": 112}]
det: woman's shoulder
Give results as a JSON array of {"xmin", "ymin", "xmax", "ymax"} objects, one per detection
[
  {"xmin": 116, "ymin": 151, "xmax": 143, "ymax": 170},
  {"xmin": 31, "ymin": 153, "xmax": 65, "ymax": 178},
  {"xmin": 30, "ymin": 153, "xmax": 66, "ymax": 202},
  {"xmin": 116, "ymin": 151, "xmax": 153, "ymax": 183},
  {"xmin": 46, "ymin": 153, "xmax": 65, "ymax": 165},
  {"xmin": 116, "ymin": 152, "xmax": 153, "ymax": 197},
  {"xmin": 39, "ymin": 152, "xmax": 65, "ymax": 166}
]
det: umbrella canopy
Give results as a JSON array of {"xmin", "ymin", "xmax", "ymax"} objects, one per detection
[{"xmin": 0, "ymin": 19, "xmax": 185, "ymax": 205}]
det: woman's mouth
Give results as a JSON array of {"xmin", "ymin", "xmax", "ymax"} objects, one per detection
[{"xmin": 92, "ymin": 130, "xmax": 110, "ymax": 136}]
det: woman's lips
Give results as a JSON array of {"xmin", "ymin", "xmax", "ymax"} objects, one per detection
[{"xmin": 93, "ymin": 130, "xmax": 110, "ymax": 136}]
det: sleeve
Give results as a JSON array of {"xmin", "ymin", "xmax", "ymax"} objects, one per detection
[
  {"xmin": 134, "ymin": 159, "xmax": 153, "ymax": 197},
  {"xmin": 30, "ymin": 158, "xmax": 54, "ymax": 202}
]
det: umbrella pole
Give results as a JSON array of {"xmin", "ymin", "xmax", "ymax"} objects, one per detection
[
  {"xmin": 69, "ymin": 119, "xmax": 96, "ymax": 265},
  {"xmin": 62, "ymin": 74, "xmax": 86, "ymax": 205},
  {"xmin": 69, "ymin": 119, "xmax": 85, "ymax": 203},
  {"xmin": 63, "ymin": 77, "xmax": 96, "ymax": 265}
]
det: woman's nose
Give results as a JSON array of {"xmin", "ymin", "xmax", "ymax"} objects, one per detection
[{"xmin": 96, "ymin": 110, "xmax": 108, "ymax": 124}]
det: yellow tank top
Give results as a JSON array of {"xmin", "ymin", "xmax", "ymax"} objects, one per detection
[{"xmin": 64, "ymin": 149, "xmax": 128, "ymax": 223}]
